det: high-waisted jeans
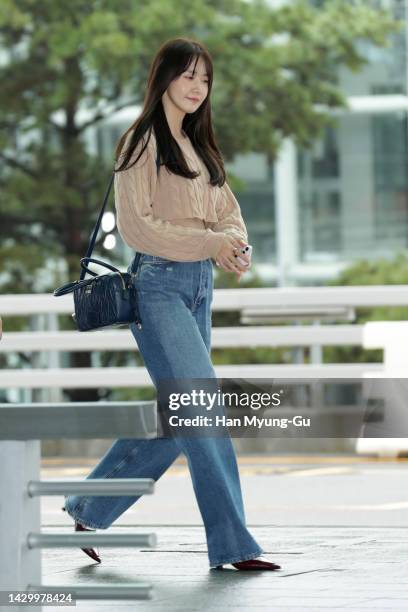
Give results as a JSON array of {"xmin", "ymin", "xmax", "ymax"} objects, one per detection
[{"xmin": 63, "ymin": 251, "xmax": 264, "ymax": 567}]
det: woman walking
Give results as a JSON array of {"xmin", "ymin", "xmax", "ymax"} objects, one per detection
[{"xmin": 63, "ymin": 37, "xmax": 281, "ymax": 572}]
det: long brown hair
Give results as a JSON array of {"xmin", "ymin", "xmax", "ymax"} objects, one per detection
[{"xmin": 114, "ymin": 37, "xmax": 226, "ymax": 187}]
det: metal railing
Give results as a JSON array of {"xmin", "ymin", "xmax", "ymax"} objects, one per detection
[
  {"xmin": 2, "ymin": 285, "xmax": 408, "ymax": 394},
  {"xmin": 0, "ymin": 400, "xmax": 159, "ymax": 608}
]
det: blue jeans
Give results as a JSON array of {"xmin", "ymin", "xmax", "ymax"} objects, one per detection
[{"xmin": 64, "ymin": 252, "xmax": 264, "ymax": 567}]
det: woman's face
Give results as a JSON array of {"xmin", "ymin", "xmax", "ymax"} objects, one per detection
[{"xmin": 164, "ymin": 56, "xmax": 209, "ymax": 114}]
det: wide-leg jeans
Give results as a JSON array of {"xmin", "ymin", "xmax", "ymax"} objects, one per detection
[{"xmin": 64, "ymin": 252, "xmax": 264, "ymax": 567}]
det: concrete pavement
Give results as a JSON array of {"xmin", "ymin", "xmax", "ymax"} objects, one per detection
[{"xmin": 38, "ymin": 455, "xmax": 407, "ymax": 611}]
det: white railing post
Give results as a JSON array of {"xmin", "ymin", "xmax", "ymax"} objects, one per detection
[
  {"xmin": 358, "ymin": 321, "xmax": 408, "ymax": 456},
  {"xmin": 0, "ymin": 440, "xmax": 41, "ymax": 597},
  {"xmin": 46, "ymin": 312, "xmax": 63, "ymax": 404}
]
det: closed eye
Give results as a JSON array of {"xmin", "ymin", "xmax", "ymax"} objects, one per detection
[{"xmin": 185, "ymin": 76, "xmax": 209, "ymax": 83}]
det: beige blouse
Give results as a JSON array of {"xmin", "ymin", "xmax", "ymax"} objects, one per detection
[{"xmin": 114, "ymin": 129, "xmax": 248, "ymax": 261}]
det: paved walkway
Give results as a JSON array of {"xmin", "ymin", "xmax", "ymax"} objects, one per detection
[
  {"xmin": 42, "ymin": 525, "xmax": 407, "ymax": 611},
  {"xmin": 39, "ymin": 455, "xmax": 408, "ymax": 611}
]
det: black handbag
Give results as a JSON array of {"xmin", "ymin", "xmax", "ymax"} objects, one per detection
[{"xmin": 53, "ymin": 139, "xmax": 161, "ymax": 332}]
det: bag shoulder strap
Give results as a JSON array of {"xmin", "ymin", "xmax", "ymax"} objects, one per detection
[{"xmin": 79, "ymin": 134, "xmax": 161, "ymax": 281}]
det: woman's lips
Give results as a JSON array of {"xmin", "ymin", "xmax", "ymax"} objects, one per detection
[{"xmin": 187, "ymin": 97, "xmax": 200, "ymax": 102}]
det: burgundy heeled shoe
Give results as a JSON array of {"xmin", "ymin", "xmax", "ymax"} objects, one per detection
[
  {"xmin": 216, "ymin": 556, "xmax": 281, "ymax": 571},
  {"xmin": 62, "ymin": 506, "xmax": 101, "ymax": 563},
  {"xmin": 75, "ymin": 521, "xmax": 102, "ymax": 563}
]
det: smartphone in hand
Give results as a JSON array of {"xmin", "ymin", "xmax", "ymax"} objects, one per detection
[{"xmin": 235, "ymin": 244, "xmax": 252, "ymax": 267}]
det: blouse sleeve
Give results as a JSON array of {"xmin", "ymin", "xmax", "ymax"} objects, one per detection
[
  {"xmin": 114, "ymin": 132, "xmax": 229, "ymax": 261},
  {"xmin": 209, "ymin": 180, "xmax": 248, "ymax": 244}
]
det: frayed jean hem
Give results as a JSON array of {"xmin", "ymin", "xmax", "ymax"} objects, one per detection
[{"xmin": 63, "ymin": 504, "xmax": 109, "ymax": 530}]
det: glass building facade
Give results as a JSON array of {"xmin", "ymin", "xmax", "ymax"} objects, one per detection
[{"xmin": 295, "ymin": 0, "xmax": 408, "ymax": 278}]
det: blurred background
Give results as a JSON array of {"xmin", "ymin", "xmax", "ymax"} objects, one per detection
[{"xmin": 1, "ymin": 0, "xmax": 408, "ymax": 459}]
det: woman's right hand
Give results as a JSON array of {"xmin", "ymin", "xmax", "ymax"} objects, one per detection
[{"xmin": 215, "ymin": 235, "xmax": 251, "ymax": 280}]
